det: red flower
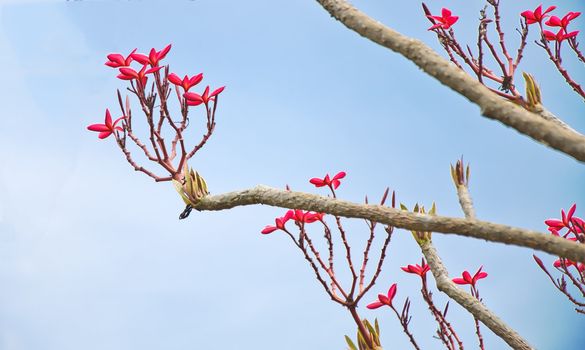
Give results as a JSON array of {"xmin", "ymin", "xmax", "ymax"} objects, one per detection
[
  {"xmin": 427, "ymin": 8, "xmax": 459, "ymax": 30},
  {"xmin": 545, "ymin": 204, "xmax": 582, "ymax": 238},
  {"xmin": 453, "ymin": 266, "xmax": 488, "ymax": 287},
  {"xmin": 291, "ymin": 209, "xmax": 324, "ymax": 223},
  {"xmin": 87, "ymin": 109, "xmax": 125, "ymax": 139},
  {"xmin": 184, "ymin": 86, "xmax": 225, "ymax": 107},
  {"xmin": 105, "ymin": 49, "xmax": 136, "ymax": 68},
  {"xmin": 543, "ymin": 28, "xmax": 579, "ymax": 42},
  {"xmin": 521, "ymin": 5, "xmax": 556, "ymax": 25},
  {"xmin": 309, "ymin": 171, "xmax": 346, "ymax": 190},
  {"xmin": 401, "ymin": 262, "xmax": 430, "ymax": 277},
  {"xmin": 545, "ymin": 11, "xmax": 581, "ymax": 30},
  {"xmin": 367, "ymin": 283, "xmax": 397, "ymax": 309},
  {"xmin": 554, "ymin": 258, "xmax": 585, "ymax": 272},
  {"xmin": 168, "ymin": 73, "xmax": 203, "ymax": 92},
  {"xmin": 118, "ymin": 65, "xmax": 163, "ymax": 87},
  {"xmin": 261, "ymin": 210, "xmax": 294, "ymax": 234},
  {"xmin": 131, "ymin": 44, "xmax": 172, "ymax": 67}
]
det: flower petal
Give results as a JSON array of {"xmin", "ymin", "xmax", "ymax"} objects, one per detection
[
  {"xmin": 168, "ymin": 73, "xmax": 183, "ymax": 86},
  {"xmin": 261, "ymin": 226, "xmax": 278, "ymax": 234},
  {"xmin": 87, "ymin": 124, "xmax": 109, "ymax": 132},
  {"xmin": 366, "ymin": 301, "xmax": 384, "ymax": 309}
]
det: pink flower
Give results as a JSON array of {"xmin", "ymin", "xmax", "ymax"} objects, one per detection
[
  {"xmin": 168, "ymin": 73, "xmax": 203, "ymax": 92},
  {"xmin": 291, "ymin": 209, "xmax": 324, "ymax": 223},
  {"xmin": 427, "ymin": 8, "xmax": 459, "ymax": 30},
  {"xmin": 453, "ymin": 266, "xmax": 488, "ymax": 287},
  {"xmin": 521, "ymin": 5, "xmax": 556, "ymax": 25},
  {"xmin": 545, "ymin": 204, "xmax": 582, "ymax": 238},
  {"xmin": 87, "ymin": 109, "xmax": 125, "ymax": 139},
  {"xmin": 261, "ymin": 210, "xmax": 294, "ymax": 234},
  {"xmin": 184, "ymin": 86, "xmax": 225, "ymax": 107},
  {"xmin": 309, "ymin": 171, "xmax": 346, "ymax": 190},
  {"xmin": 131, "ymin": 44, "xmax": 172, "ymax": 67},
  {"xmin": 118, "ymin": 65, "xmax": 163, "ymax": 87},
  {"xmin": 105, "ymin": 49, "xmax": 136, "ymax": 68},
  {"xmin": 367, "ymin": 283, "xmax": 397, "ymax": 309},
  {"xmin": 554, "ymin": 258, "xmax": 585, "ymax": 272},
  {"xmin": 401, "ymin": 262, "xmax": 430, "ymax": 277},
  {"xmin": 545, "ymin": 12, "xmax": 581, "ymax": 30},
  {"xmin": 543, "ymin": 29, "xmax": 579, "ymax": 42}
]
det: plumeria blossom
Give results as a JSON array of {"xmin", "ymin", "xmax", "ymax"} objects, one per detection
[
  {"xmin": 401, "ymin": 261, "xmax": 430, "ymax": 277},
  {"xmin": 118, "ymin": 64, "xmax": 163, "ymax": 87},
  {"xmin": 427, "ymin": 8, "xmax": 459, "ymax": 30},
  {"xmin": 543, "ymin": 29, "xmax": 579, "ymax": 42},
  {"xmin": 309, "ymin": 171, "xmax": 346, "ymax": 190},
  {"xmin": 553, "ymin": 258, "xmax": 585, "ymax": 272},
  {"xmin": 261, "ymin": 210, "xmax": 294, "ymax": 234},
  {"xmin": 131, "ymin": 44, "xmax": 172, "ymax": 67},
  {"xmin": 168, "ymin": 73, "xmax": 203, "ymax": 92},
  {"xmin": 367, "ymin": 283, "xmax": 397, "ymax": 309},
  {"xmin": 545, "ymin": 204, "xmax": 583, "ymax": 238},
  {"xmin": 105, "ymin": 49, "xmax": 136, "ymax": 68},
  {"xmin": 184, "ymin": 86, "xmax": 225, "ymax": 107},
  {"xmin": 87, "ymin": 109, "xmax": 125, "ymax": 139},
  {"xmin": 291, "ymin": 209, "xmax": 324, "ymax": 224},
  {"xmin": 545, "ymin": 12, "xmax": 581, "ymax": 30},
  {"xmin": 521, "ymin": 5, "xmax": 556, "ymax": 25},
  {"xmin": 452, "ymin": 266, "xmax": 488, "ymax": 287}
]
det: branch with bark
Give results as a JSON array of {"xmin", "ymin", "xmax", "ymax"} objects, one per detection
[
  {"xmin": 315, "ymin": 0, "xmax": 585, "ymax": 163},
  {"xmin": 191, "ymin": 186, "xmax": 585, "ymax": 263}
]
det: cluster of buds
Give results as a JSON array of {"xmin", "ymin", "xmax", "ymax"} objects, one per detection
[
  {"xmin": 522, "ymin": 6, "xmax": 580, "ymax": 45},
  {"xmin": 173, "ymin": 164, "xmax": 210, "ymax": 219},
  {"xmin": 534, "ymin": 204, "xmax": 585, "ymax": 314},
  {"xmin": 399, "ymin": 202, "xmax": 436, "ymax": 244},
  {"xmin": 344, "ymin": 319, "xmax": 383, "ymax": 350},
  {"xmin": 86, "ymin": 44, "xmax": 224, "ymax": 217}
]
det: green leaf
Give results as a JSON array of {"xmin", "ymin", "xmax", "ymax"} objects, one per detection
[
  {"xmin": 430, "ymin": 202, "xmax": 437, "ymax": 215},
  {"xmin": 345, "ymin": 335, "xmax": 358, "ymax": 350},
  {"xmin": 364, "ymin": 319, "xmax": 379, "ymax": 345},
  {"xmin": 172, "ymin": 179, "xmax": 190, "ymax": 205},
  {"xmin": 357, "ymin": 330, "xmax": 367, "ymax": 350}
]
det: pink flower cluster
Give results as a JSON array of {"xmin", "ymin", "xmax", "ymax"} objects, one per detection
[
  {"xmin": 88, "ymin": 44, "xmax": 224, "ymax": 139},
  {"xmin": 522, "ymin": 5, "xmax": 580, "ymax": 42}
]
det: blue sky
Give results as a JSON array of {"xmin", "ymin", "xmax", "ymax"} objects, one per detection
[{"xmin": 0, "ymin": 0, "xmax": 584, "ymax": 349}]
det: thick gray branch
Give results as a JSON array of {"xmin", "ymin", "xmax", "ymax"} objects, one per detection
[
  {"xmin": 193, "ymin": 186, "xmax": 585, "ymax": 263},
  {"xmin": 421, "ymin": 241, "xmax": 533, "ymax": 350},
  {"xmin": 315, "ymin": 0, "xmax": 585, "ymax": 162},
  {"xmin": 455, "ymin": 185, "xmax": 476, "ymax": 220}
]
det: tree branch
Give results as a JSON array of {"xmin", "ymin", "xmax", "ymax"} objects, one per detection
[
  {"xmin": 191, "ymin": 186, "xmax": 585, "ymax": 263},
  {"xmin": 314, "ymin": 0, "xmax": 585, "ymax": 163}
]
